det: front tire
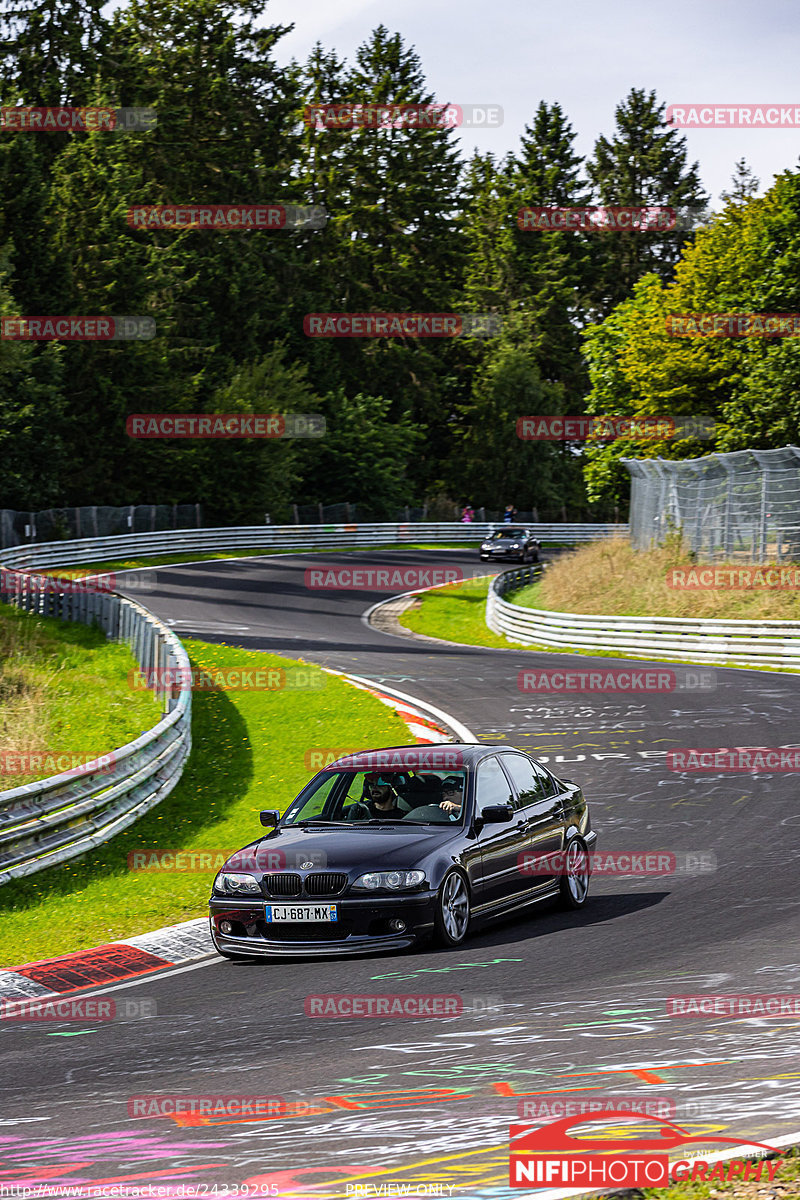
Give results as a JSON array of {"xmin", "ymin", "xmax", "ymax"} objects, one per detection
[
  {"xmin": 559, "ymin": 837, "xmax": 590, "ymax": 909},
  {"xmin": 434, "ymin": 870, "xmax": 471, "ymax": 946}
]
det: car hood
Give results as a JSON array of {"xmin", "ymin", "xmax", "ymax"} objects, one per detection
[{"xmin": 227, "ymin": 824, "xmax": 460, "ymax": 874}]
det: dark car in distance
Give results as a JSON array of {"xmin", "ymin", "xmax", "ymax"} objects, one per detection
[
  {"xmin": 479, "ymin": 527, "xmax": 541, "ymax": 562},
  {"xmin": 209, "ymin": 744, "xmax": 597, "ymax": 959}
]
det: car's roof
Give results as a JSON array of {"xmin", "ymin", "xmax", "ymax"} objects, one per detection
[{"xmin": 327, "ymin": 744, "xmax": 525, "ymax": 770}]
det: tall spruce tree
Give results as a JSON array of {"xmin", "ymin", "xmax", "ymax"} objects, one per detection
[
  {"xmin": 37, "ymin": 0, "xmax": 307, "ymax": 506},
  {"xmin": 0, "ymin": 0, "xmax": 110, "ymax": 314},
  {"xmin": 0, "ymin": 245, "xmax": 68, "ymax": 508},
  {"xmin": 587, "ymin": 88, "xmax": 707, "ymax": 314},
  {"xmin": 297, "ymin": 27, "xmax": 465, "ymax": 493},
  {"xmin": 509, "ymin": 101, "xmax": 592, "ymax": 401},
  {"xmin": 721, "ymin": 157, "xmax": 760, "ymax": 205}
]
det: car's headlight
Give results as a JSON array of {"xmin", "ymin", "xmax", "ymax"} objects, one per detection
[
  {"xmin": 352, "ymin": 870, "xmax": 426, "ymax": 891},
  {"xmin": 480, "ymin": 543, "xmax": 491, "ymax": 549},
  {"xmin": 213, "ymin": 871, "xmax": 261, "ymax": 895}
]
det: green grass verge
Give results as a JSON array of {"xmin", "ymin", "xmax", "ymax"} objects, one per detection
[
  {"xmin": 643, "ymin": 1145, "xmax": 798, "ymax": 1200},
  {"xmin": 0, "ymin": 638, "xmax": 410, "ymax": 967},
  {"xmin": 399, "ymin": 578, "xmax": 522, "ymax": 649},
  {"xmin": 0, "ymin": 601, "xmax": 161, "ymax": 787}
]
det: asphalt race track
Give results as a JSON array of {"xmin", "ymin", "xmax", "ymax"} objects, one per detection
[{"xmin": 4, "ymin": 548, "xmax": 800, "ymax": 1198}]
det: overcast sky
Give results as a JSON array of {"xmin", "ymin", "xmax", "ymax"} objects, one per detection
[{"xmin": 265, "ymin": 0, "xmax": 800, "ymax": 204}]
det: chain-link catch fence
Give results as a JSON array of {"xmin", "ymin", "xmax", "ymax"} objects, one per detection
[
  {"xmin": 622, "ymin": 447, "xmax": 800, "ymax": 563},
  {"xmin": 0, "ymin": 504, "xmax": 203, "ymax": 549}
]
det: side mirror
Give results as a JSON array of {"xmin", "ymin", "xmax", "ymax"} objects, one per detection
[
  {"xmin": 479, "ymin": 804, "xmax": 514, "ymax": 823},
  {"xmin": 260, "ymin": 810, "xmax": 280, "ymax": 828}
]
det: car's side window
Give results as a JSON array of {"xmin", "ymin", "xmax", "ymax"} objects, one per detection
[
  {"xmin": 475, "ymin": 757, "xmax": 515, "ymax": 813},
  {"xmin": 536, "ymin": 765, "xmax": 560, "ymax": 797},
  {"xmin": 501, "ymin": 754, "xmax": 547, "ymax": 807}
]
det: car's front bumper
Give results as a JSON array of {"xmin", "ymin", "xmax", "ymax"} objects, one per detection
[{"xmin": 209, "ymin": 891, "xmax": 437, "ymax": 958}]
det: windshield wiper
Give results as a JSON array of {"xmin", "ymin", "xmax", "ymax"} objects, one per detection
[
  {"xmin": 290, "ymin": 819, "xmax": 352, "ymax": 827},
  {"xmin": 361, "ymin": 819, "xmax": 411, "ymax": 825}
]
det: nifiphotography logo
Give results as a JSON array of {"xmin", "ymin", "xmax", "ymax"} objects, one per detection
[{"xmin": 509, "ymin": 1110, "xmax": 784, "ymax": 1188}]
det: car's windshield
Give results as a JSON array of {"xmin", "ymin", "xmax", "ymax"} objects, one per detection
[
  {"xmin": 282, "ymin": 769, "xmax": 468, "ymax": 826},
  {"xmin": 492, "ymin": 529, "xmax": 526, "ymax": 539}
]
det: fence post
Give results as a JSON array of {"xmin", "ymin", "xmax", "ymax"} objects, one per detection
[{"xmin": 758, "ymin": 464, "xmax": 768, "ymax": 564}]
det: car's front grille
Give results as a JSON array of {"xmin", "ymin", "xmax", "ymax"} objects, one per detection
[
  {"xmin": 262, "ymin": 872, "xmax": 347, "ymax": 898},
  {"xmin": 305, "ymin": 872, "xmax": 348, "ymax": 896},
  {"xmin": 263, "ymin": 873, "xmax": 302, "ymax": 897}
]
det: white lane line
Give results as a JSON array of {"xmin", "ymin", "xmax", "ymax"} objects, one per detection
[
  {"xmin": 340, "ymin": 669, "xmax": 478, "ymax": 743},
  {"xmin": 166, "ymin": 620, "xmax": 251, "ymax": 631}
]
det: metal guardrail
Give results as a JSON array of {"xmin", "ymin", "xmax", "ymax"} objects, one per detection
[
  {"xmin": 0, "ymin": 522, "xmax": 627, "ymax": 571},
  {"xmin": 486, "ymin": 566, "xmax": 800, "ymax": 670},
  {"xmin": 0, "ymin": 573, "xmax": 192, "ymax": 884},
  {"xmin": 0, "ymin": 520, "xmax": 622, "ymax": 883}
]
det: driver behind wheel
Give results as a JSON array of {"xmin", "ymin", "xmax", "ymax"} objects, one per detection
[
  {"xmin": 347, "ymin": 773, "xmax": 407, "ymax": 821},
  {"xmin": 439, "ymin": 776, "xmax": 464, "ymax": 814}
]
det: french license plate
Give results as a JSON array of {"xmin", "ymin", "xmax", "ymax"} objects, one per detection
[{"xmin": 264, "ymin": 904, "xmax": 338, "ymax": 923}]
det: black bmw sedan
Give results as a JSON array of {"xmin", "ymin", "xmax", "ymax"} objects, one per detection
[
  {"xmin": 209, "ymin": 744, "xmax": 598, "ymax": 960},
  {"xmin": 479, "ymin": 528, "xmax": 540, "ymax": 562}
]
